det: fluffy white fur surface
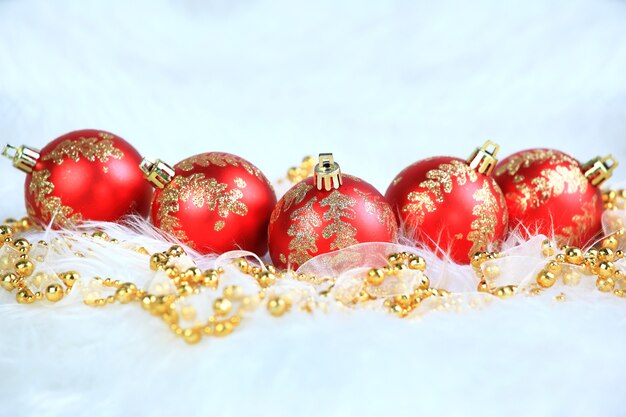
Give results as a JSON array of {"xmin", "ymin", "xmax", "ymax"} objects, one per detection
[{"xmin": 1, "ymin": 0, "xmax": 626, "ymax": 416}]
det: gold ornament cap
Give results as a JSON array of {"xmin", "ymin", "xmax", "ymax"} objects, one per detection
[
  {"xmin": 582, "ymin": 155, "xmax": 618, "ymax": 187},
  {"xmin": 140, "ymin": 157, "xmax": 175, "ymax": 189},
  {"xmin": 467, "ymin": 140, "xmax": 499, "ymax": 176},
  {"xmin": 314, "ymin": 153, "xmax": 342, "ymax": 191},
  {"xmin": 2, "ymin": 144, "xmax": 40, "ymax": 174}
]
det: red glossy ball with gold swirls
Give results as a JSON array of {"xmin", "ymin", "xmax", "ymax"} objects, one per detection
[
  {"xmin": 149, "ymin": 152, "xmax": 276, "ymax": 255},
  {"xmin": 268, "ymin": 175, "xmax": 398, "ymax": 270},
  {"xmin": 22, "ymin": 129, "xmax": 152, "ymax": 228},
  {"xmin": 493, "ymin": 148, "xmax": 611, "ymax": 247},
  {"xmin": 385, "ymin": 155, "xmax": 508, "ymax": 264}
]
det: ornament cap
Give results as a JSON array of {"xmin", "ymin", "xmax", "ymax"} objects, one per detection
[
  {"xmin": 1, "ymin": 144, "xmax": 40, "ymax": 174},
  {"xmin": 467, "ymin": 141, "xmax": 500, "ymax": 176},
  {"xmin": 140, "ymin": 157, "xmax": 175, "ymax": 189},
  {"xmin": 314, "ymin": 153, "xmax": 342, "ymax": 191},
  {"xmin": 582, "ymin": 155, "xmax": 618, "ymax": 187}
]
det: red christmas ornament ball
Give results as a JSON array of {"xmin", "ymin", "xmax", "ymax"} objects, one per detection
[
  {"xmin": 385, "ymin": 145, "xmax": 508, "ymax": 264},
  {"xmin": 10, "ymin": 129, "xmax": 152, "ymax": 228},
  {"xmin": 148, "ymin": 152, "xmax": 276, "ymax": 255},
  {"xmin": 268, "ymin": 168, "xmax": 398, "ymax": 270},
  {"xmin": 493, "ymin": 149, "xmax": 616, "ymax": 247}
]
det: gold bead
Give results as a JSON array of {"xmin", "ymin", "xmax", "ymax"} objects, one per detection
[
  {"xmin": 366, "ymin": 268, "xmax": 385, "ymax": 286},
  {"xmin": 471, "ymin": 251, "xmax": 488, "ymax": 269},
  {"xmin": 213, "ymin": 298, "xmax": 232, "ymax": 316},
  {"xmin": 598, "ymin": 248, "xmax": 615, "ymax": 262},
  {"xmin": 494, "ymin": 285, "xmax": 517, "ymax": 299},
  {"xmin": 223, "ymin": 285, "xmax": 244, "ymax": 301},
  {"xmin": 394, "ymin": 294, "xmax": 412, "ymax": 308},
  {"xmin": 536, "ymin": 270, "xmax": 556, "ymax": 288},
  {"xmin": 164, "ymin": 266, "xmax": 180, "ymax": 279},
  {"xmin": 115, "ymin": 283, "xmax": 137, "ymax": 303},
  {"xmin": 214, "ymin": 321, "xmax": 234, "ymax": 337},
  {"xmin": 477, "ymin": 280, "xmax": 490, "ymax": 293},
  {"xmin": 14, "ymin": 259, "xmax": 34, "ymax": 277},
  {"xmin": 597, "ymin": 261, "xmax": 615, "ymax": 278},
  {"xmin": 16, "ymin": 289, "xmax": 35, "ymax": 304},
  {"xmin": 355, "ymin": 288, "xmax": 370, "ymax": 303},
  {"xmin": 555, "ymin": 254, "xmax": 566, "ymax": 263},
  {"xmin": 387, "ymin": 253, "xmax": 400, "ymax": 263},
  {"xmin": 417, "ymin": 275, "xmax": 430, "ymax": 290},
  {"xmin": 141, "ymin": 294, "xmax": 156, "ymax": 310},
  {"xmin": 177, "ymin": 282, "xmax": 194, "ymax": 296},
  {"xmin": 564, "ymin": 247, "xmax": 584, "ymax": 265},
  {"xmin": 408, "ymin": 256, "xmax": 427, "ymax": 272},
  {"xmin": 149, "ymin": 252, "xmax": 168, "ymax": 270},
  {"xmin": 182, "ymin": 327, "xmax": 202, "ymax": 344},
  {"xmin": 392, "ymin": 262, "xmax": 407, "ymax": 272},
  {"xmin": 183, "ymin": 267, "xmax": 203, "ymax": 283},
  {"xmin": 546, "ymin": 261, "xmax": 562, "ymax": 275},
  {"xmin": 234, "ymin": 258, "xmax": 250, "ymax": 273},
  {"xmin": 267, "ymin": 296, "xmax": 290, "ymax": 317},
  {"xmin": 167, "ymin": 245, "xmax": 185, "ymax": 257},
  {"xmin": 12, "ymin": 238, "xmax": 30, "ymax": 253},
  {"xmin": 616, "ymin": 250, "xmax": 624, "ymax": 259},
  {"xmin": 92, "ymin": 231, "xmax": 109, "ymax": 240},
  {"xmin": 541, "ymin": 239, "xmax": 555, "ymax": 257},
  {"xmin": 602, "ymin": 235, "xmax": 619, "ymax": 252},
  {"xmin": 0, "ymin": 225, "xmax": 13, "ymax": 239},
  {"xmin": 59, "ymin": 271, "xmax": 80, "ymax": 287},
  {"xmin": 202, "ymin": 270, "xmax": 219, "ymax": 288},
  {"xmin": 45, "ymin": 284, "xmax": 64, "ymax": 302},
  {"xmin": 483, "ymin": 264, "xmax": 500, "ymax": 279},
  {"xmin": 0, "ymin": 273, "xmax": 17, "ymax": 290},
  {"xmin": 256, "ymin": 271, "xmax": 276, "ymax": 288},
  {"xmin": 596, "ymin": 276, "xmax": 615, "ymax": 292}
]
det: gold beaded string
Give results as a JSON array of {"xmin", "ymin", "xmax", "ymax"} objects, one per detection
[
  {"xmin": 0, "ymin": 189, "xmax": 625, "ymax": 344},
  {"xmin": 603, "ymin": 189, "xmax": 626, "ymax": 210}
]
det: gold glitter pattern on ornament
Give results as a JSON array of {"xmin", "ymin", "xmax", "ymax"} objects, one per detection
[
  {"xmin": 287, "ymin": 198, "xmax": 322, "ymax": 266},
  {"xmin": 28, "ymin": 170, "xmax": 82, "ymax": 228},
  {"xmin": 402, "ymin": 160, "xmax": 478, "ymax": 221},
  {"xmin": 283, "ymin": 182, "xmax": 313, "ymax": 212},
  {"xmin": 42, "ymin": 132, "xmax": 124, "ymax": 165},
  {"xmin": 558, "ymin": 194, "xmax": 598, "ymax": 245},
  {"xmin": 494, "ymin": 149, "xmax": 578, "ymax": 177},
  {"xmin": 176, "ymin": 153, "xmax": 268, "ymax": 184},
  {"xmin": 512, "ymin": 165, "xmax": 588, "ymax": 211},
  {"xmin": 353, "ymin": 188, "xmax": 397, "ymax": 239},
  {"xmin": 403, "ymin": 192, "xmax": 436, "ymax": 225},
  {"xmin": 214, "ymin": 220, "xmax": 225, "ymax": 232},
  {"xmin": 234, "ymin": 177, "xmax": 247, "ymax": 188},
  {"xmin": 155, "ymin": 173, "xmax": 248, "ymax": 246},
  {"xmin": 467, "ymin": 181, "xmax": 499, "ymax": 257},
  {"xmin": 420, "ymin": 160, "xmax": 479, "ymax": 203},
  {"xmin": 320, "ymin": 190, "xmax": 359, "ymax": 250},
  {"xmin": 271, "ymin": 181, "xmax": 314, "ymax": 224}
]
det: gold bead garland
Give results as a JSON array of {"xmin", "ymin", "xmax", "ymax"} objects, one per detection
[{"xmin": 1, "ymin": 191, "xmax": 626, "ymax": 344}]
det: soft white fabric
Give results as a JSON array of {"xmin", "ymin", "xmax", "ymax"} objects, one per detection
[{"xmin": 1, "ymin": 0, "xmax": 626, "ymax": 416}]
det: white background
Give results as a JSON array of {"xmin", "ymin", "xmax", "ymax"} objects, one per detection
[{"xmin": 1, "ymin": 1, "xmax": 626, "ymax": 416}]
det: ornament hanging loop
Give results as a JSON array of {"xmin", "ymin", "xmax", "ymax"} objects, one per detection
[
  {"xmin": 2, "ymin": 144, "xmax": 40, "ymax": 174},
  {"xmin": 467, "ymin": 140, "xmax": 499, "ymax": 176},
  {"xmin": 140, "ymin": 157, "xmax": 175, "ymax": 189},
  {"xmin": 583, "ymin": 155, "xmax": 618, "ymax": 187},
  {"xmin": 314, "ymin": 153, "xmax": 342, "ymax": 191}
]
